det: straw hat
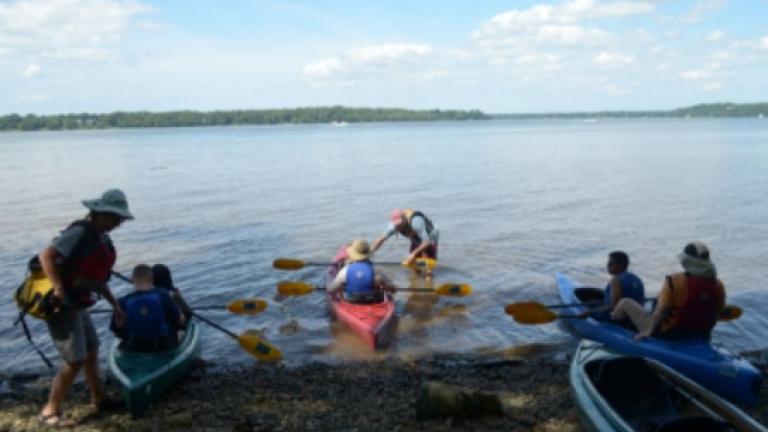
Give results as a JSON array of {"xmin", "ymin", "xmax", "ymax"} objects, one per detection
[
  {"xmin": 346, "ymin": 239, "xmax": 371, "ymax": 262},
  {"xmin": 82, "ymin": 189, "xmax": 134, "ymax": 220}
]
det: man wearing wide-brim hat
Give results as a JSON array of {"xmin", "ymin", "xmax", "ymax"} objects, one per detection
[
  {"xmin": 328, "ymin": 239, "xmax": 396, "ymax": 304},
  {"xmin": 611, "ymin": 241, "xmax": 725, "ymax": 341},
  {"xmin": 37, "ymin": 189, "xmax": 132, "ymax": 427}
]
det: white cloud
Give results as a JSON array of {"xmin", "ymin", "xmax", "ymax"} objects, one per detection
[
  {"xmin": 593, "ymin": 51, "xmax": 635, "ymax": 65},
  {"xmin": 707, "ymin": 30, "xmax": 725, "ymax": 42},
  {"xmin": 0, "ymin": 0, "xmax": 152, "ymax": 60},
  {"xmin": 679, "ymin": 69, "xmax": 710, "ymax": 80},
  {"xmin": 602, "ymin": 83, "xmax": 631, "ymax": 95},
  {"xmin": 471, "ymin": 1, "xmax": 654, "ymax": 65},
  {"xmin": 760, "ymin": 35, "xmax": 768, "ymax": 49},
  {"xmin": 23, "ymin": 63, "xmax": 40, "ymax": 77},
  {"xmin": 702, "ymin": 81, "xmax": 722, "ymax": 91},
  {"xmin": 303, "ymin": 43, "xmax": 434, "ymax": 85},
  {"xmin": 682, "ymin": 0, "xmax": 726, "ymax": 23}
]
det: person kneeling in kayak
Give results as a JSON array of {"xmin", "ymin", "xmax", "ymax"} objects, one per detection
[
  {"xmin": 579, "ymin": 251, "xmax": 645, "ymax": 321},
  {"xmin": 611, "ymin": 242, "xmax": 725, "ymax": 341},
  {"xmin": 329, "ymin": 240, "xmax": 395, "ymax": 304},
  {"xmin": 110, "ymin": 264, "xmax": 185, "ymax": 351}
]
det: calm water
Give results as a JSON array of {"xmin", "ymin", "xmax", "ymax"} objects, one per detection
[{"xmin": 1, "ymin": 119, "xmax": 767, "ymax": 375}]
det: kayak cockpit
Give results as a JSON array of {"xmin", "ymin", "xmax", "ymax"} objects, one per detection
[{"xmin": 584, "ymin": 356, "xmax": 734, "ymax": 431}]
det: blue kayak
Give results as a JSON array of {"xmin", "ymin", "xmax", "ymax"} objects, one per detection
[{"xmin": 557, "ymin": 273, "xmax": 761, "ymax": 406}]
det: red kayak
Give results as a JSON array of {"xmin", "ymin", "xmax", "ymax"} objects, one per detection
[{"xmin": 326, "ymin": 263, "xmax": 397, "ymax": 350}]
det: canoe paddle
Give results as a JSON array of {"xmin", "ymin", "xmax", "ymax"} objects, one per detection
[
  {"xmin": 276, "ymin": 280, "xmax": 472, "ymax": 297},
  {"xmin": 110, "ymin": 271, "xmax": 282, "ymax": 362},
  {"xmin": 504, "ymin": 301, "xmax": 743, "ymax": 325},
  {"xmin": 90, "ymin": 298, "xmax": 268, "ymax": 315},
  {"xmin": 272, "ymin": 257, "xmax": 437, "ymax": 271}
]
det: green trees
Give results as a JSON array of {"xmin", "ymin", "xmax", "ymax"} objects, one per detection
[{"xmin": 0, "ymin": 107, "xmax": 489, "ymax": 131}]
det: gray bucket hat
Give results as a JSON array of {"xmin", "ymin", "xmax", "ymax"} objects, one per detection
[{"xmin": 82, "ymin": 189, "xmax": 134, "ymax": 220}]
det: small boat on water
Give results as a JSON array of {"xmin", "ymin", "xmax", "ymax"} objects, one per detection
[
  {"xmin": 108, "ymin": 319, "xmax": 201, "ymax": 417},
  {"xmin": 325, "ymin": 264, "xmax": 397, "ymax": 350},
  {"xmin": 557, "ymin": 273, "xmax": 761, "ymax": 406},
  {"xmin": 570, "ymin": 340, "xmax": 767, "ymax": 432}
]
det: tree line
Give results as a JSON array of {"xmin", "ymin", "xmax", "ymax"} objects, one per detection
[
  {"xmin": 0, "ymin": 107, "xmax": 488, "ymax": 131},
  {"xmin": 492, "ymin": 102, "xmax": 768, "ymax": 120}
]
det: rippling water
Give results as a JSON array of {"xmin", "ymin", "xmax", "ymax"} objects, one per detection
[{"xmin": 1, "ymin": 119, "xmax": 767, "ymax": 375}]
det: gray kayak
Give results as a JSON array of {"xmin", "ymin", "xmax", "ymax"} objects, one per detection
[{"xmin": 569, "ymin": 340, "xmax": 766, "ymax": 432}]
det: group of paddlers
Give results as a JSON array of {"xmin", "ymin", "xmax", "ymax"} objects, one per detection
[{"xmin": 14, "ymin": 187, "xmax": 727, "ymax": 428}]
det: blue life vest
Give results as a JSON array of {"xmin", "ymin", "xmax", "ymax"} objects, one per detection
[
  {"xmin": 594, "ymin": 272, "xmax": 645, "ymax": 321},
  {"xmin": 344, "ymin": 262, "xmax": 375, "ymax": 296},
  {"xmin": 124, "ymin": 291, "xmax": 169, "ymax": 339}
]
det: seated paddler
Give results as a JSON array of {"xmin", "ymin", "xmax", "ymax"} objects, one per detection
[
  {"xmin": 611, "ymin": 241, "xmax": 725, "ymax": 341},
  {"xmin": 578, "ymin": 251, "xmax": 645, "ymax": 321},
  {"xmin": 328, "ymin": 239, "xmax": 395, "ymax": 304},
  {"xmin": 110, "ymin": 264, "xmax": 185, "ymax": 351}
]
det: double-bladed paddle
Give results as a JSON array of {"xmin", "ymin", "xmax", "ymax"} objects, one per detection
[
  {"xmin": 90, "ymin": 298, "xmax": 268, "ymax": 315},
  {"xmin": 504, "ymin": 301, "xmax": 743, "ymax": 325},
  {"xmin": 276, "ymin": 280, "xmax": 472, "ymax": 297},
  {"xmin": 110, "ymin": 270, "xmax": 282, "ymax": 362},
  {"xmin": 272, "ymin": 257, "xmax": 437, "ymax": 271}
]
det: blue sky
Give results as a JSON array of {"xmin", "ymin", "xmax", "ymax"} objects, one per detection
[{"xmin": 1, "ymin": 0, "xmax": 767, "ymax": 114}]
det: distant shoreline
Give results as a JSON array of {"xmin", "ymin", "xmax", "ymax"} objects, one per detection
[{"xmin": 0, "ymin": 102, "xmax": 765, "ymax": 132}]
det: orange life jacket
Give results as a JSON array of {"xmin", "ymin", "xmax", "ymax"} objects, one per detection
[{"xmin": 662, "ymin": 273, "xmax": 723, "ymax": 334}]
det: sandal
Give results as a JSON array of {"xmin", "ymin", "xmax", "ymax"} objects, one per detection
[{"xmin": 37, "ymin": 412, "xmax": 78, "ymax": 429}]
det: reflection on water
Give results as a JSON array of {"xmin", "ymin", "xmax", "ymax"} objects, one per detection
[{"xmin": 1, "ymin": 119, "xmax": 768, "ymax": 374}]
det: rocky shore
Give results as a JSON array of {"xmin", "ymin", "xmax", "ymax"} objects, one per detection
[{"xmin": 2, "ymin": 348, "xmax": 766, "ymax": 432}]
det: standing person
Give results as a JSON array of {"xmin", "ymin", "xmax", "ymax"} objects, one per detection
[
  {"xmin": 152, "ymin": 264, "xmax": 192, "ymax": 322},
  {"xmin": 611, "ymin": 241, "xmax": 725, "ymax": 341},
  {"xmin": 111, "ymin": 264, "xmax": 184, "ymax": 351},
  {"xmin": 579, "ymin": 251, "xmax": 645, "ymax": 321},
  {"xmin": 328, "ymin": 240, "xmax": 395, "ymax": 304},
  {"xmin": 37, "ymin": 189, "xmax": 132, "ymax": 427},
  {"xmin": 370, "ymin": 209, "xmax": 439, "ymax": 276}
]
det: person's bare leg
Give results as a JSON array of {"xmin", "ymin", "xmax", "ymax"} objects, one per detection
[
  {"xmin": 82, "ymin": 350, "xmax": 105, "ymax": 405},
  {"xmin": 41, "ymin": 361, "xmax": 83, "ymax": 416}
]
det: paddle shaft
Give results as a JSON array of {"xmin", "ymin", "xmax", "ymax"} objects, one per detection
[{"xmin": 315, "ymin": 286, "xmax": 442, "ymax": 293}]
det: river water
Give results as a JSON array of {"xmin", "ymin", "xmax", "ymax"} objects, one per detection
[{"xmin": 1, "ymin": 118, "xmax": 767, "ymax": 375}]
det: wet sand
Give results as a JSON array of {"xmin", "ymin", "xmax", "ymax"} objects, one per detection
[{"xmin": 2, "ymin": 348, "xmax": 766, "ymax": 431}]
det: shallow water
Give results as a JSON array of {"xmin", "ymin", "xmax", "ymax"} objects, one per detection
[{"xmin": 1, "ymin": 118, "xmax": 767, "ymax": 374}]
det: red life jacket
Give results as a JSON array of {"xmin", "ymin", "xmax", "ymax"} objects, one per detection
[
  {"xmin": 663, "ymin": 273, "xmax": 723, "ymax": 334},
  {"xmin": 59, "ymin": 220, "xmax": 116, "ymax": 307}
]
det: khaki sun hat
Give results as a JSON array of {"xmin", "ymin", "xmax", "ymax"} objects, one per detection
[
  {"xmin": 346, "ymin": 239, "xmax": 371, "ymax": 262},
  {"xmin": 82, "ymin": 189, "xmax": 134, "ymax": 220}
]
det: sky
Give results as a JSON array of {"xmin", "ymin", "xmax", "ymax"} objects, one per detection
[{"xmin": 0, "ymin": 0, "xmax": 767, "ymax": 115}]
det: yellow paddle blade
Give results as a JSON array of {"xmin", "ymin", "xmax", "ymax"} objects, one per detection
[
  {"xmin": 434, "ymin": 283, "xmax": 472, "ymax": 297},
  {"xmin": 403, "ymin": 258, "xmax": 437, "ymax": 270},
  {"xmin": 510, "ymin": 307, "xmax": 559, "ymax": 325},
  {"xmin": 504, "ymin": 301, "xmax": 543, "ymax": 316},
  {"xmin": 273, "ymin": 258, "xmax": 304, "ymax": 270},
  {"xmin": 227, "ymin": 299, "xmax": 268, "ymax": 315},
  {"xmin": 719, "ymin": 305, "xmax": 742, "ymax": 321},
  {"xmin": 238, "ymin": 333, "xmax": 282, "ymax": 362},
  {"xmin": 277, "ymin": 281, "xmax": 315, "ymax": 296}
]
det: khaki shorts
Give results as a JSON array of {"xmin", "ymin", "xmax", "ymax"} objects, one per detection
[
  {"xmin": 611, "ymin": 298, "xmax": 655, "ymax": 333},
  {"xmin": 46, "ymin": 308, "xmax": 100, "ymax": 363}
]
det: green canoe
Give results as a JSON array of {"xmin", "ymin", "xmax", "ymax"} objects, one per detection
[
  {"xmin": 108, "ymin": 320, "xmax": 201, "ymax": 417},
  {"xmin": 570, "ymin": 340, "xmax": 766, "ymax": 432}
]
